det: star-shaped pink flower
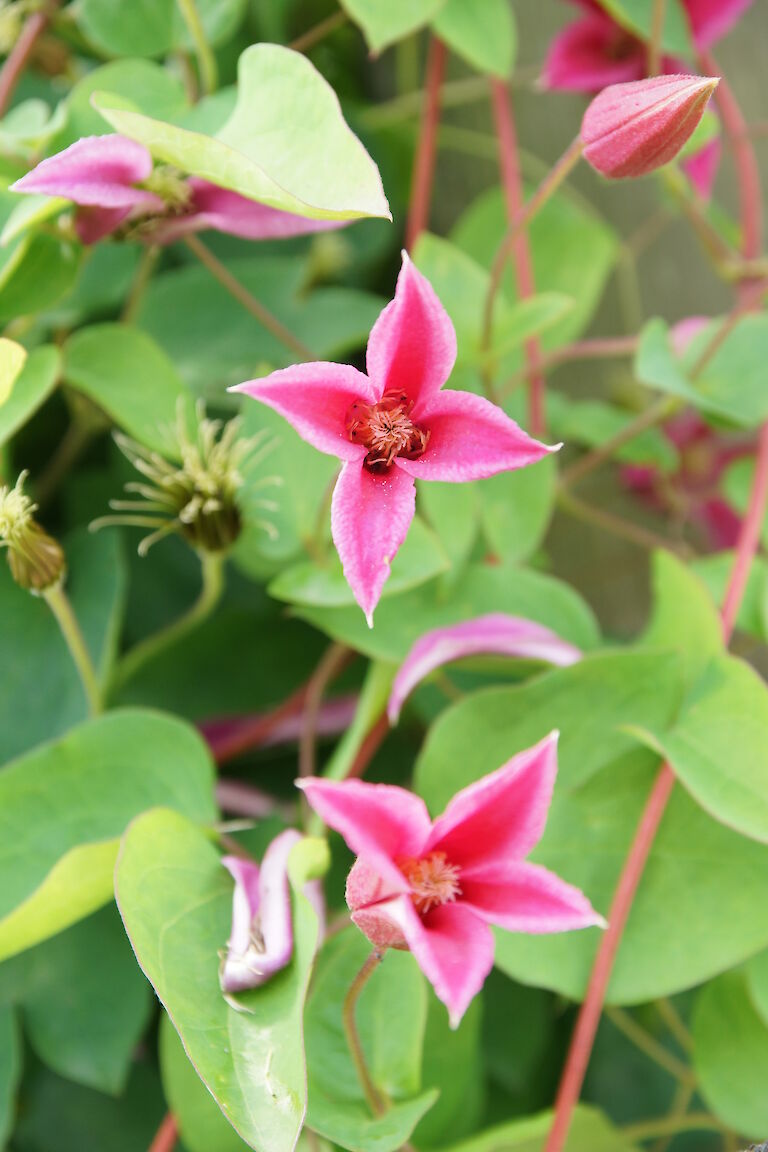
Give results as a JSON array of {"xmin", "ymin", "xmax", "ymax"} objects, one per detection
[
  {"xmin": 298, "ymin": 733, "xmax": 603, "ymax": 1026},
  {"xmin": 11, "ymin": 134, "xmax": 342, "ymax": 245},
  {"xmin": 232, "ymin": 253, "xmax": 555, "ymax": 624}
]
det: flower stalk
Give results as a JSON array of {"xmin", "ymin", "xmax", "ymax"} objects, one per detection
[
  {"xmin": 405, "ymin": 35, "xmax": 446, "ymax": 251},
  {"xmin": 44, "ymin": 582, "xmax": 102, "ymax": 717},
  {"xmin": 343, "ymin": 951, "xmax": 387, "ymax": 1116},
  {"xmin": 175, "ymin": 0, "xmax": 217, "ymax": 96}
]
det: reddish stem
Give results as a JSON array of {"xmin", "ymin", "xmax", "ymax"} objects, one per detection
[
  {"xmin": 346, "ymin": 713, "xmax": 389, "ymax": 780},
  {"xmin": 544, "ymin": 358, "xmax": 768, "ymax": 1152},
  {"xmin": 699, "ymin": 51, "xmax": 762, "ymax": 262},
  {"xmin": 0, "ymin": 7, "xmax": 51, "ymax": 117},
  {"xmin": 206, "ymin": 686, "xmax": 309, "ymax": 766},
  {"xmin": 215, "ymin": 779, "xmax": 296, "ymax": 821},
  {"xmin": 148, "ymin": 1113, "xmax": 178, "ymax": 1152},
  {"xmin": 490, "ymin": 79, "xmax": 546, "ymax": 437},
  {"xmin": 405, "ymin": 36, "xmax": 446, "ymax": 251}
]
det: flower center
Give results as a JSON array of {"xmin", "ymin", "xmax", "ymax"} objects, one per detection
[
  {"xmin": 346, "ymin": 390, "xmax": 429, "ymax": 474},
  {"xmin": 398, "ymin": 851, "xmax": 462, "ymax": 915}
]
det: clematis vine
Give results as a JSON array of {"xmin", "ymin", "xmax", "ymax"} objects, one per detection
[
  {"xmin": 299, "ymin": 734, "xmax": 603, "ymax": 1026},
  {"xmin": 220, "ymin": 829, "xmax": 325, "ymax": 995},
  {"xmin": 11, "ymin": 134, "xmax": 343, "ymax": 245},
  {"xmin": 544, "ymin": 0, "xmax": 752, "ymax": 197},
  {"xmin": 388, "ymin": 614, "xmax": 582, "ymax": 724},
  {"xmin": 233, "ymin": 254, "xmax": 555, "ymax": 624}
]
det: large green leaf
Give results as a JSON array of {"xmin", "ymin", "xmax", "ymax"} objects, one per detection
[
  {"xmin": 77, "ymin": 0, "xmax": 246, "ymax": 58},
  {"xmin": 451, "ymin": 187, "xmax": 618, "ymax": 351},
  {"xmin": 0, "ymin": 344, "xmax": 60, "ymax": 446},
  {"xmin": 116, "ymin": 809, "xmax": 324, "ymax": 1152},
  {"xmin": 417, "ymin": 481, "xmax": 479, "ymax": 577},
  {"xmin": 693, "ymin": 550, "xmax": 768, "ymax": 643},
  {"xmin": 160, "ymin": 1015, "xmax": 249, "ymax": 1152},
  {"xmin": 0, "ymin": 711, "xmax": 216, "ymax": 960},
  {"xmin": 0, "ymin": 906, "xmax": 151, "ymax": 1095},
  {"xmin": 414, "ymin": 995, "xmax": 483, "ymax": 1148},
  {"xmin": 0, "ymin": 1008, "xmax": 20, "ymax": 1147},
  {"xmin": 0, "ymin": 232, "xmax": 80, "ymax": 324},
  {"xmin": 292, "ymin": 562, "xmax": 601, "ymax": 663},
  {"xmin": 635, "ymin": 315, "xmax": 768, "ymax": 428},
  {"xmin": 269, "ymin": 516, "xmax": 449, "ymax": 609},
  {"xmin": 63, "ymin": 323, "xmax": 192, "ymax": 454},
  {"xmin": 639, "ymin": 550, "xmax": 722, "ymax": 687},
  {"xmin": 432, "ymin": 0, "xmax": 516, "ymax": 78},
  {"xmin": 438, "ymin": 1106, "xmax": 639, "ymax": 1152},
  {"xmin": 339, "ymin": 0, "xmax": 444, "ymax": 52},
  {"xmin": 632, "ymin": 654, "xmax": 768, "ymax": 843},
  {"xmin": 415, "ymin": 650, "xmax": 683, "ymax": 803},
  {"xmin": 693, "ymin": 972, "xmax": 768, "ymax": 1139},
  {"xmin": 0, "ymin": 529, "xmax": 125, "ymax": 764},
  {"xmin": 136, "ymin": 256, "xmax": 384, "ymax": 395},
  {"xmin": 94, "ymin": 45, "xmax": 390, "ymax": 220},
  {"xmin": 747, "ymin": 948, "xmax": 768, "ymax": 1025},
  {"xmin": 304, "ymin": 928, "xmax": 437, "ymax": 1152},
  {"xmin": 478, "ymin": 456, "xmax": 556, "ymax": 566}
]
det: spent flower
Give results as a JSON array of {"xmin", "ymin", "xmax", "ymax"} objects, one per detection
[
  {"xmin": 299, "ymin": 734, "xmax": 603, "ymax": 1026},
  {"xmin": 0, "ymin": 471, "xmax": 65, "ymax": 592},
  {"xmin": 11, "ymin": 134, "xmax": 344, "ymax": 245},
  {"xmin": 92, "ymin": 401, "xmax": 278, "ymax": 555},
  {"xmin": 233, "ymin": 253, "xmax": 555, "ymax": 624}
]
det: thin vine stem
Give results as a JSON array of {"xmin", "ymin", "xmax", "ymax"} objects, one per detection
[
  {"xmin": 184, "ymin": 235, "xmax": 313, "ymax": 361},
  {"xmin": 343, "ymin": 951, "xmax": 387, "ymax": 1116},
  {"xmin": 0, "ymin": 3, "xmax": 58, "ymax": 117},
  {"xmin": 175, "ymin": 0, "xmax": 217, "ymax": 95},
  {"xmin": 298, "ymin": 643, "xmax": 353, "ymax": 779},
  {"xmin": 147, "ymin": 1112, "xmax": 178, "ymax": 1152},
  {"xmin": 122, "ymin": 245, "xmax": 160, "ymax": 324},
  {"xmin": 604, "ymin": 1006, "xmax": 695, "ymax": 1086},
  {"xmin": 405, "ymin": 35, "xmax": 446, "ymax": 251},
  {"xmin": 655, "ymin": 997, "xmax": 694, "ymax": 1054},
  {"xmin": 500, "ymin": 335, "xmax": 638, "ymax": 397},
  {"xmin": 559, "ymin": 397, "xmax": 678, "ymax": 490},
  {"xmin": 289, "ymin": 9, "xmax": 347, "ymax": 54},
  {"xmin": 647, "ymin": 0, "xmax": 666, "ymax": 77},
  {"xmin": 621, "ymin": 1112, "xmax": 730, "ymax": 1143},
  {"xmin": 44, "ymin": 583, "xmax": 102, "ymax": 716},
  {"xmin": 556, "ymin": 488, "xmax": 693, "ymax": 558},
  {"xmin": 110, "ymin": 549, "xmax": 225, "ymax": 694}
]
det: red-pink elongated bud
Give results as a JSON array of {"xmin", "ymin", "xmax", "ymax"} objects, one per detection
[{"xmin": 581, "ymin": 74, "xmax": 720, "ymax": 180}]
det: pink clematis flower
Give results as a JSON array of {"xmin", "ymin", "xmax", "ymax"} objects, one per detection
[
  {"xmin": 387, "ymin": 614, "xmax": 582, "ymax": 724},
  {"xmin": 543, "ymin": 0, "xmax": 753, "ymax": 91},
  {"xmin": 232, "ymin": 254, "xmax": 555, "ymax": 624},
  {"xmin": 11, "ymin": 134, "xmax": 342, "ymax": 246},
  {"xmin": 298, "ymin": 734, "xmax": 603, "ymax": 1026},
  {"xmin": 220, "ymin": 829, "xmax": 325, "ymax": 995},
  {"xmin": 581, "ymin": 74, "xmax": 719, "ymax": 180}
]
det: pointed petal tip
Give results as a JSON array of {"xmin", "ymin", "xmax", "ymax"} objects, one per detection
[{"xmin": 365, "ymin": 610, "xmax": 375, "ymax": 629}]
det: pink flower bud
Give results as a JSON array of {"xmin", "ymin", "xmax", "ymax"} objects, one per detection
[{"xmin": 581, "ymin": 74, "xmax": 720, "ymax": 180}]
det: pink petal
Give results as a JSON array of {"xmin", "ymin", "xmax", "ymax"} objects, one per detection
[
  {"xmin": 149, "ymin": 178, "xmax": 348, "ymax": 244},
  {"xmin": 460, "ymin": 860, "xmax": 605, "ymax": 933},
  {"xmin": 426, "ymin": 733, "xmax": 560, "ymax": 870},
  {"xmin": 581, "ymin": 74, "xmax": 720, "ymax": 180},
  {"xmin": 222, "ymin": 856, "xmax": 261, "ymax": 955},
  {"xmin": 375, "ymin": 896, "xmax": 494, "ymax": 1028},
  {"xmin": 296, "ymin": 777, "xmax": 432, "ymax": 893},
  {"xmin": 395, "ymin": 389, "xmax": 556, "ymax": 482},
  {"xmin": 347, "ymin": 859, "xmax": 410, "ymax": 951},
  {"xmin": 388, "ymin": 615, "xmax": 582, "ymax": 723},
  {"xmin": 365, "ymin": 252, "xmax": 456, "ymax": 415},
  {"xmin": 331, "ymin": 458, "xmax": 416, "ymax": 625},
  {"xmin": 231, "ymin": 363, "xmax": 376, "ymax": 462},
  {"xmin": 670, "ymin": 315, "xmax": 710, "ymax": 356},
  {"xmin": 681, "ymin": 136, "xmax": 721, "ymax": 201},
  {"xmin": 11, "ymin": 135, "xmax": 162, "ymax": 212},
  {"xmin": 542, "ymin": 12, "xmax": 646, "ymax": 93},
  {"xmin": 683, "ymin": 0, "xmax": 753, "ymax": 49}
]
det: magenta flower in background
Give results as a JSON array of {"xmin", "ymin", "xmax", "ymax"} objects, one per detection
[
  {"xmin": 220, "ymin": 829, "xmax": 325, "ymax": 995},
  {"xmin": 11, "ymin": 134, "xmax": 342, "ymax": 245},
  {"xmin": 388, "ymin": 614, "xmax": 583, "ymax": 724},
  {"xmin": 581, "ymin": 74, "xmax": 719, "ymax": 180},
  {"xmin": 233, "ymin": 254, "xmax": 555, "ymax": 625},
  {"xmin": 543, "ymin": 0, "xmax": 753, "ymax": 91},
  {"xmin": 298, "ymin": 734, "xmax": 603, "ymax": 1026}
]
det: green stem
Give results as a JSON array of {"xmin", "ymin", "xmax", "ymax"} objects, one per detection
[
  {"xmin": 604, "ymin": 1006, "xmax": 695, "ymax": 1086},
  {"xmin": 184, "ymin": 235, "xmax": 313, "ymax": 362},
  {"xmin": 655, "ymin": 998, "xmax": 694, "ymax": 1054},
  {"xmin": 110, "ymin": 550, "xmax": 224, "ymax": 694},
  {"xmin": 651, "ymin": 1081, "xmax": 694, "ymax": 1152},
  {"xmin": 621, "ymin": 1113, "xmax": 729, "ymax": 1143},
  {"xmin": 647, "ymin": 0, "xmax": 666, "ymax": 76},
  {"xmin": 343, "ymin": 952, "xmax": 388, "ymax": 1117},
  {"xmin": 122, "ymin": 245, "xmax": 160, "ymax": 324},
  {"xmin": 175, "ymin": 0, "xmax": 217, "ymax": 95},
  {"xmin": 289, "ymin": 9, "xmax": 347, "ymax": 53},
  {"xmin": 44, "ymin": 582, "xmax": 102, "ymax": 716}
]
